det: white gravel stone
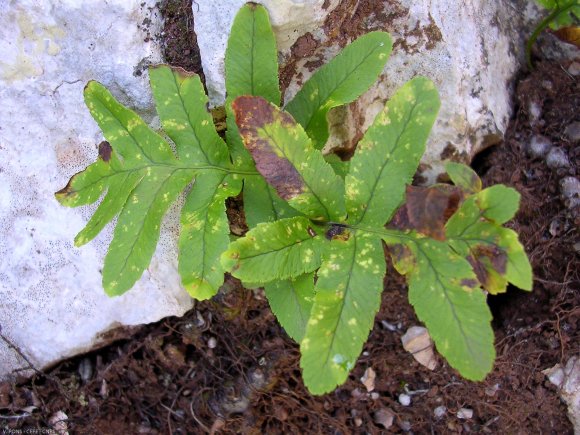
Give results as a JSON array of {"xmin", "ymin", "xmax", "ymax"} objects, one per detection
[
  {"xmin": 373, "ymin": 408, "xmax": 395, "ymax": 429},
  {"xmin": 399, "ymin": 393, "xmax": 412, "ymax": 406},
  {"xmin": 0, "ymin": 0, "xmax": 193, "ymax": 381},
  {"xmin": 434, "ymin": 405, "xmax": 447, "ymax": 418},
  {"xmin": 560, "ymin": 177, "xmax": 580, "ymax": 209},
  {"xmin": 564, "ymin": 121, "xmax": 580, "ymax": 142},
  {"xmin": 457, "ymin": 408, "xmax": 474, "ymax": 419},
  {"xmin": 527, "ymin": 135, "xmax": 552, "ymax": 158},
  {"xmin": 568, "ymin": 61, "xmax": 580, "ymax": 76},
  {"xmin": 546, "ymin": 147, "xmax": 570, "ymax": 168}
]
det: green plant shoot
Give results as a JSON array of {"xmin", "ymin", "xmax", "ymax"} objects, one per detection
[
  {"xmin": 56, "ymin": 2, "xmax": 533, "ymax": 396},
  {"xmin": 55, "ymin": 3, "xmax": 391, "ymax": 300},
  {"xmin": 222, "ymin": 80, "xmax": 532, "ymax": 394}
]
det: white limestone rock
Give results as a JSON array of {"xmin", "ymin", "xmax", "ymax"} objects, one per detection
[
  {"xmin": 193, "ymin": 0, "xmax": 541, "ymax": 182},
  {"xmin": 0, "ymin": 0, "xmax": 193, "ymax": 380},
  {"xmin": 543, "ymin": 356, "xmax": 580, "ymax": 433}
]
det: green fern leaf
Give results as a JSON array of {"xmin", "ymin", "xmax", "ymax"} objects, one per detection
[
  {"xmin": 73, "ymin": 81, "xmax": 197, "ymax": 295},
  {"xmin": 346, "ymin": 77, "xmax": 440, "ymax": 227},
  {"xmin": 445, "ymin": 162, "xmax": 482, "ymax": 194},
  {"xmin": 179, "ymin": 172, "xmax": 241, "ymax": 300},
  {"xmin": 301, "ymin": 233, "xmax": 385, "ymax": 394},
  {"xmin": 149, "ymin": 65, "xmax": 244, "ymax": 299},
  {"xmin": 233, "ymin": 96, "xmax": 346, "ymax": 221},
  {"xmin": 446, "ymin": 187, "xmax": 532, "ymax": 293},
  {"xmin": 285, "ymin": 32, "xmax": 393, "ymax": 149},
  {"xmin": 149, "ymin": 65, "xmax": 230, "ymax": 166},
  {"xmin": 221, "ymin": 216, "xmax": 325, "ymax": 283},
  {"xmin": 265, "ymin": 273, "xmax": 315, "ymax": 342},
  {"xmin": 224, "ymin": 3, "xmax": 296, "ymax": 228},
  {"xmin": 57, "ymin": 68, "xmax": 239, "ymax": 296},
  {"xmin": 385, "ymin": 234, "xmax": 495, "ymax": 381}
]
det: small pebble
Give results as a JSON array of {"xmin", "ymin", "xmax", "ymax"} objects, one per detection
[
  {"xmin": 568, "ymin": 61, "xmax": 580, "ymax": 76},
  {"xmin": 398, "ymin": 393, "xmax": 412, "ymax": 406},
  {"xmin": 528, "ymin": 102, "xmax": 542, "ymax": 125},
  {"xmin": 351, "ymin": 388, "xmax": 364, "ymax": 399},
  {"xmin": 485, "ymin": 383, "xmax": 500, "ymax": 397},
  {"xmin": 434, "ymin": 405, "xmax": 447, "ymax": 418},
  {"xmin": 564, "ymin": 121, "xmax": 580, "ymax": 142},
  {"xmin": 457, "ymin": 408, "xmax": 474, "ymax": 419},
  {"xmin": 371, "ymin": 392, "xmax": 380, "ymax": 400},
  {"xmin": 549, "ymin": 218, "xmax": 563, "ymax": 237},
  {"xmin": 527, "ymin": 135, "xmax": 552, "ymax": 158},
  {"xmin": 399, "ymin": 420, "xmax": 412, "ymax": 431},
  {"xmin": 100, "ymin": 379, "xmax": 108, "ymax": 398},
  {"xmin": 546, "ymin": 147, "xmax": 570, "ymax": 168},
  {"xmin": 361, "ymin": 367, "xmax": 376, "ymax": 392},
  {"xmin": 194, "ymin": 311, "xmax": 205, "ymax": 328},
  {"xmin": 373, "ymin": 408, "xmax": 395, "ymax": 429},
  {"xmin": 560, "ymin": 176, "xmax": 580, "ymax": 209},
  {"xmin": 207, "ymin": 337, "xmax": 217, "ymax": 349},
  {"xmin": 49, "ymin": 411, "xmax": 69, "ymax": 433}
]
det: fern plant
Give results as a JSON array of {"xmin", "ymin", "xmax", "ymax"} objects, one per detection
[
  {"xmin": 56, "ymin": 3, "xmax": 390, "ymax": 299},
  {"xmin": 56, "ymin": 2, "xmax": 532, "ymax": 395},
  {"xmin": 221, "ymin": 86, "xmax": 532, "ymax": 394}
]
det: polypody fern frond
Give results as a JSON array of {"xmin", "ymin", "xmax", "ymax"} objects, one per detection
[
  {"xmin": 223, "ymin": 77, "xmax": 532, "ymax": 394},
  {"xmin": 56, "ymin": 66, "xmax": 243, "ymax": 298}
]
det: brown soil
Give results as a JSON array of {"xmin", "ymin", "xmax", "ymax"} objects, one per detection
[{"xmin": 1, "ymin": 1, "xmax": 578, "ymax": 434}]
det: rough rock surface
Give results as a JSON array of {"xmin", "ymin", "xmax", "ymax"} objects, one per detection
[
  {"xmin": 544, "ymin": 356, "xmax": 580, "ymax": 433},
  {"xmin": 0, "ymin": 0, "xmax": 192, "ymax": 380},
  {"xmin": 193, "ymin": 0, "xmax": 542, "ymax": 182}
]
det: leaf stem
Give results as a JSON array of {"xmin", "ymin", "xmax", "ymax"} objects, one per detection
[
  {"xmin": 325, "ymin": 221, "xmax": 414, "ymax": 243},
  {"xmin": 127, "ymin": 162, "xmax": 260, "ymax": 176},
  {"xmin": 526, "ymin": 1, "xmax": 577, "ymax": 69}
]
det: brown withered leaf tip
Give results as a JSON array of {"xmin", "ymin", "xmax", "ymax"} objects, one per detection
[
  {"xmin": 389, "ymin": 185, "xmax": 463, "ymax": 241},
  {"xmin": 55, "ymin": 178, "xmax": 75, "ymax": 198},
  {"xmin": 233, "ymin": 96, "xmax": 305, "ymax": 201},
  {"xmin": 98, "ymin": 141, "xmax": 112, "ymax": 162}
]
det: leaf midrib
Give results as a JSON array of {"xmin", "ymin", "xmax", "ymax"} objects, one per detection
[
  {"xmin": 199, "ymin": 174, "xmax": 228, "ymax": 282},
  {"xmin": 352, "ymin": 98, "xmax": 421, "ymax": 225},
  {"xmin": 240, "ymin": 235, "xmax": 317, "ymax": 261},
  {"xmin": 172, "ymin": 72, "xmax": 211, "ymax": 163},
  {"xmin": 414, "ymin": 240, "xmax": 484, "ymax": 370},
  {"xmin": 318, "ymin": 236, "xmax": 359, "ymax": 375},
  {"xmin": 291, "ymin": 40, "xmax": 387, "ymax": 132},
  {"xmin": 111, "ymin": 167, "xmax": 185, "ymax": 285},
  {"xmin": 260, "ymin": 126, "xmax": 332, "ymax": 220}
]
